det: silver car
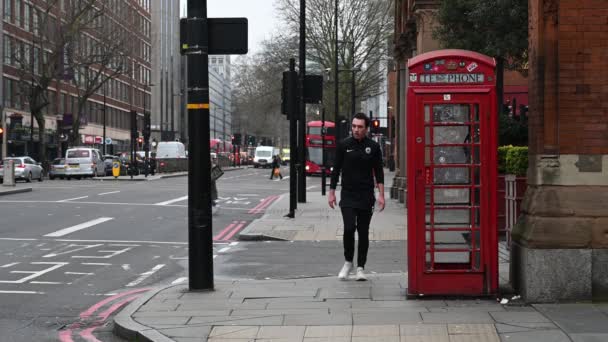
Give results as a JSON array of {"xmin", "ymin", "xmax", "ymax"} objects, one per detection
[
  {"xmin": 64, "ymin": 147, "xmax": 105, "ymax": 179},
  {"xmin": 49, "ymin": 158, "xmax": 67, "ymax": 180},
  {"xmin": 0, "ymin": 156, "xmax": 44, "ymax": 183}
]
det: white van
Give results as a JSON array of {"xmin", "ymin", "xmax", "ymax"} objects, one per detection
[
  {"xmin": 64, "ymin": 147, "xmax": 105, "ymax": 179},
  {"xmin": 253, "ymin": 146, "xmax": 274, "ymax": 168},
  {"xmin": 155, "ymin": 141, "xmax": 187, "ymax": 159}
]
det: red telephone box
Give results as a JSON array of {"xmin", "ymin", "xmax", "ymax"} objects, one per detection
[{"xmin": 406, "ymin": 50, "xmax": 498, "ymax": 296}]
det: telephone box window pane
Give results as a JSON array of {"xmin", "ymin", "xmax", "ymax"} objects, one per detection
[
  {"xmin": 434, "ymin": 188, "xmax": 470, "ymax": 204},
  {"xmin": 434, "ymin": 126, "xmax": 469, "ymax": 144},
  {"xmin": 432, "ymin": 209, "xmax": 470, "ymax": 225},
  {"xmin": 433, "ymin": 104, "xmax": 469, "ymax": 123},
  {"xmin": 434, "ymin": 231, "xmax": 472, "ymax": 249},
  {"xmin": 425, "ymin": 105, "xmax": 430, "ymax": 123},
  {"xmin": 474, "ymin": 104, "xmax": 480, "ymax": 122},
  {"xmin": 434, "ymin": 147, "xmax": 468, "ymax": 164},
  {"xmin": 434, "ymin": 167, "xmax": 469, "ymax": 184},
  {"xmin": 425, "ymin": 147, "xmax": 431, "ymax": 165},
  {"xmin": 434, "ymin": 252, "xmax": 470, "ymax": 264}
]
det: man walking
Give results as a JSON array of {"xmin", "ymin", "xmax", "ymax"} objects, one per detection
[{"xmin": 329, "ymin": 112, "xmax": 385, "ymax": 281}]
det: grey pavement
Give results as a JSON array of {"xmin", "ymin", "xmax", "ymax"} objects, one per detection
[
  {"xmin": 238, "ymin": 170, "xmax": 405, "ymax": 241},
  {"xmin": 113, "ymin": 169, "xmax": 608, "ymax": 341}
]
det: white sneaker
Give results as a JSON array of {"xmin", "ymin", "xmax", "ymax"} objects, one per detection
[
  {"xmin": 356, "ymin": 267, "xmax": 367, "ymax": 281},
  {"xmin": 338, "ymin": 262, "xmax": 353, "ymax": 280}
]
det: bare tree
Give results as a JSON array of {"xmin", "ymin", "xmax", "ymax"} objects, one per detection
[
  {"xmin": 10, "ymin": 0, "xmax": 119, "ymax": 166},
  {"xmin": 275, "ymin": 0, "xmax": 393, "ymax": 120},
  {"xmin": 68, "ymin": 1, "xmax": 130, "ymax": 145}
]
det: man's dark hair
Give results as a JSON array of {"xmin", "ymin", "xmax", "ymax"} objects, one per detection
[{"xmin": 352, "ymin": 112, "xmax": 370, "ymax": 128}]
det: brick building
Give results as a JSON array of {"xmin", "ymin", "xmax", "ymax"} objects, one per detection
[
  {"xmin": 1, "ymin": 0, "xmax": 151, "ymax": 160},
  {"xmin": 511, "ymin": 0, "xmax": 608, "ymax": 302}
]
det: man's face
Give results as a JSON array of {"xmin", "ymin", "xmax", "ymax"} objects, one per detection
[{"xmin": 351, "ymin": 118, "xmax": 368, "ymax": 140}]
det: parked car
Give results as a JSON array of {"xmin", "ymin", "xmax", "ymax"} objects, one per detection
[
  {"xmin": 64, "ymin": 147, "xmax": 105, "ymax": 179},
  {"xmin": 0, "ymin": 156, "xmax": 44, "ymax": 183},
  {"xmin": 49, "ymin": 158, "xmax": 67, "ymax": 180}
]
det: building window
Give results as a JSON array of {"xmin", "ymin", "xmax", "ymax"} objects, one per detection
[
  {"xmin": 23, "ymin": 4, "xmax": 30, "ymax": 31},
  {"xmin": 4, "ymin": 0, "xmax": 11, "ymax": 21}
]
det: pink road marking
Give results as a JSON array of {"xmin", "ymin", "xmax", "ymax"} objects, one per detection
[
  {"xmin": 247, "ymin": 195, "xmax": 276, "ymax": 214},
  {"xmin": 79, "ymin": 325, "xmax": 102, "ymax": 342},
  {"xmin": 78, "ymin": 295, "xmax": 141, "ymax": 341},
  {"xmin": 213, "ymin": 221, "xmax": 238, "ymax": 241},
  {"xmin": 221, "ymin": 221, "xmax": 247, "ymax": 241},
  {"xmin": 59, "ymin": 330, "xmax": 75, "ymax": 342},
  {"xmin": 252, "ymin": 195, "xmax": 279, "ymax": 214},
  {"xmin": 98, "ymin": 294, "xmax": 140, "ymax": 321},
  {"xmin": 79, "ymin": 288, "xmax": 149, "ymax": 319}
]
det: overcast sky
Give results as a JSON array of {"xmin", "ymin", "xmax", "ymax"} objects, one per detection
[{"xmin": 179, "ymin": 0, "xmax": 280, "ymax": 54}]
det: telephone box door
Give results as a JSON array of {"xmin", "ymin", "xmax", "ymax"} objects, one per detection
[{"xmin": 408, "ymin": 92, "xmax": 497, "ymax": 296}]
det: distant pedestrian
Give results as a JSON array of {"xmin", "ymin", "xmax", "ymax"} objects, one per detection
[
  {"xmin": 269, "ymin": 155, "xmax": 283, "ymax": 180},
  {"xmin": 329, "ymin": 112, "xmax": 385, "ymax": 281}
]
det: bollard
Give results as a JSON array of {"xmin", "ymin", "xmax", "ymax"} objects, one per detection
[{"xmin": 3, "ymin": 159, "xmax": 16, "ymax": 186}]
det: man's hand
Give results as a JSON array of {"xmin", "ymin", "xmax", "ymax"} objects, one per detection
[
  {"xmin": 328, "ymin": 191, "xmax": 337, "ymax": 209},
  {"xmin": 377, "ymin": 195, "xmax": 385, "ymax": 212}
]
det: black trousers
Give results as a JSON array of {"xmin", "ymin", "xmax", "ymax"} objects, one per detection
[{"xmin": 340, "ymin": 207, "xmax": 373, "ymax": 268}]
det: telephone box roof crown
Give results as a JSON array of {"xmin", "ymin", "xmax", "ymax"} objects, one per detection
[{"xmin": 408, "ymin": 49, "xmax": 496, "ymax": 69}]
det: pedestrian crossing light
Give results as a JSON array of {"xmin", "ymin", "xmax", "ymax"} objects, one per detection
[{"xmin": 137, "ymin": 137, "xmax": 143, "ymax": 145}]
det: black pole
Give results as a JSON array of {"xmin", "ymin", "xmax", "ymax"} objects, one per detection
[
  {"xmin": 321, "ymin": 107, "xmax": 326, "ymax": 196},
  {"xmin": 297, "ymin": 0, "xmax": 306, "ymax": 203},
  {"xmin": 287, "ymin": 58, "xmax": 297, "ymax": 218},
  {"xmin": 334, "ymin": 0, "xmax": 339, "ymax": 139},
  {"xmin": 102, "ymin": 84, "xmax": 106, "ymax": 155},
  {"xmin": 187, "ymin": 0, "xmax": 213, "ymax": 290},
  {"xmin": 351, "ymin": 42, "xmax": 355, "ymax": 124}
]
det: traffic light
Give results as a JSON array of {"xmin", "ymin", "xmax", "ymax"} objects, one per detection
[
  {"xmin": 143, "ymin": 111, "xmax": 151, "ymax": 139},
  {"xmin": 0, "ymin": 127, "xmax": 4, "ymax": 138},
  {"xmin": 371, "ymin": 119, "xmax": 380, "ymax": 133},
  {"xmin": 137, "ymin": 136, "xmax": 143, "ymax": 146}
]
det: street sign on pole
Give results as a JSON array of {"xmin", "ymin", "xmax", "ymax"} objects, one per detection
[{"xmin": 182, "ymin": 0, "xmax": 247, "ymax": 291}]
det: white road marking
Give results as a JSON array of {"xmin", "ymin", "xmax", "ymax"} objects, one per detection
[
  {"xmin": 307, "ymin": 186, "xmax": 316, "ymax": 190},
  {"xmin": 43, "ymin": 244, "xmax": 104, "ymax": 258},
  {"xmin": 0, "ymin": 238, "xmax": 37, "ymax": 241},
  {"xmin": 155, "ymin": 196, "xmax": 188, "ymax": 206},
  {"xmin": 213, "ymin": 255, "xmax": 218, "ymax": 259},
  {"xmin": 229, "ymin": 242, "xmax": 239, "ymax": 246},
  {"xmin": 0, "ymin": 262, "xmax": 68, "ymax": 284},
  {"xmin": 30, "ymin": 281, "xmax": 62, "ymax": 285},
  {"xmin": 98, "ymin": 191, "xmax": 120, "ymax": 196},
  {"xmin": 171, "ymin": 277, "xmax": 188, "ymax": 285},
  {"xmin": 57, "ymin": 196, "xmax": 89, "ymax": 202},
  {"xmin": 44, "ymin": 218, "xmax": 114, "ymax": 237},
  {"xmin": 237, "ymin": 194, "xmax": 259, "ymax": 196},
  {"xmin": 81, "ymin": 263, "xmax": 112, "ymax": 266},
  {"xmin": 283, "ymin": 176, "xmax": 290, "ymax": 179},
  {"xmin": 0, "ymin": 290, "xmax": 45, "ymax": 294},
  {"xmin": 122, "ymin": 264, "xmax": 131, "ymax": 271},
  {"xmin": 218, "ymin": 247, "xmax": 230, "ymax": 253},
  {"xmin": 1, "ymin": 262, "xmax": 19, "ymax": 268},
  {"xmin": 65, "ymin": 272, "xmax": 94, "ymax": 275},
  {"xmin": 126, "ymin": 264, "xmax": 165, "ymax": 287}
]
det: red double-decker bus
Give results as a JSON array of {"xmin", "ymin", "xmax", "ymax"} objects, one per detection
[{"xmin": 305, "ymin": 121, "xmax": 336, "ymax": 176}]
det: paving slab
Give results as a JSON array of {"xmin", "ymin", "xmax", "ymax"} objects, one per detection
[
  {"xmin": 421, "ymin": 312, "xmax": 495, "ymax": 324},
  {"xmin": 534, "ymin": 304, "xmax": 608, "ymax": 334},
  {"xmin": 497, "ymin": 329, "xmax": 571, "ymax": 342}
]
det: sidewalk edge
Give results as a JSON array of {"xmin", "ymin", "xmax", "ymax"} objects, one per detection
[
  {"xmin": 237, "ymin": 193, "xmax": 290, "ymax": 241},
  {"xmin": 0, "ymin": 187, "xmax": 33, "ymax": 196},
  {"xmin": 113, "ymin": 285, "xmax": 176, "ymax": 342}
]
